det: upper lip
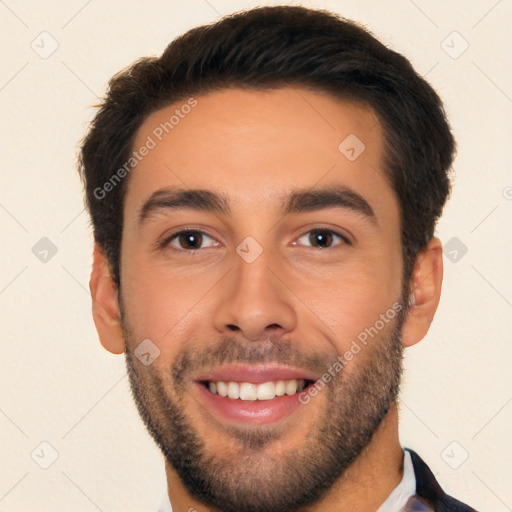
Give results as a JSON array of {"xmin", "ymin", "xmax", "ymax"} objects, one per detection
[{"xmin": 194, "ymin": 364, "xmax": 320, "ymax": 383}]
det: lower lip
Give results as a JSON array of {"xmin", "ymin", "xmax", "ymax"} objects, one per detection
[{"xmin": 194, "ymin": 381, "xmax": 311, "ymax": 425}]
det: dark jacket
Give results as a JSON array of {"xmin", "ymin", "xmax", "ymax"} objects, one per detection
[{"xmin": 408, "ymin": 449, "xmax": 477, "ymax": 511}]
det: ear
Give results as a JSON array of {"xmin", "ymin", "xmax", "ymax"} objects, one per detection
[
  {"xmin": 401, "ymin": 236, "xmax": 444, "ymax": 348},
  {"xmin": 89, "ymin": 243, "xmax": 125, "ymax": 354}
]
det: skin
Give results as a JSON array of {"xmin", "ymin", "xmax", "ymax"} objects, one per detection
[{"xmin": 89, "ymin": 87, "xmax": 443, "ymax": 511}]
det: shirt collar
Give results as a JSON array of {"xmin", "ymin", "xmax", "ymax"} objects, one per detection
[{"xmin": 377, "ymin": 449, "xmax": 416, "ymax": 512}]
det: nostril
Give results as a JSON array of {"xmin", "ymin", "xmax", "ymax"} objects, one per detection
[{"xmin": 227, "ymin": 324, "xmax": 240, "ymax": 332}]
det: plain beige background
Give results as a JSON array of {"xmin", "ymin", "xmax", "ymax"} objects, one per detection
[{"xmin": 1, "ymin": 0, "xmax": 511, "ymax": 510}]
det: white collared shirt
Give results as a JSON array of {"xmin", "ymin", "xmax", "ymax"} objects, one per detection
[
  {"xmin": 157, "ymin": 449, "xmax": 416, "ymax": 512},
  {"xmin": 377, "ymin": 449, "xmax": 416, "ymax": 512}
]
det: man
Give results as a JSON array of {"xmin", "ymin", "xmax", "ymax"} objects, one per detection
[{"xmin": 78, "ymin": 5, "xmax": 476, "ymax": 512}]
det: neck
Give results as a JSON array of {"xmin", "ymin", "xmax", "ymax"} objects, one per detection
[
  {"xmin": 165, "ymin": 403, "xmax": 403, "ymax": 512},
  {"xmin": 303, "ymin": 403, "xmax": 404, "ymax": 510}
]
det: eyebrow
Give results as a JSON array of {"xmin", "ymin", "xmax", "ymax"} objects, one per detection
[
  {"xmin": 139, "ymin": 188, "xmax": 231, "ymax": 224},
  {"xmin": 285, "ymin": 186, "xmax": 377, "ymax": 225},
  {"xmin": 138, "ymin": 185, "xmax": 377, "ymax": 226}
]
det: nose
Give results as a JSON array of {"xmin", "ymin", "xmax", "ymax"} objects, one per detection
[{"xmin": 212, "ymin": 256, "xmax": 297, "ymax": 342}]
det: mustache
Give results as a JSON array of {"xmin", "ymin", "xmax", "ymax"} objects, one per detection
[{"xmin": 170, "ymin": 336, "xmax": 335, "ymax": 385}]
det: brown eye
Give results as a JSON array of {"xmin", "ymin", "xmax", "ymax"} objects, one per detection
[
  {"xmin": 309, "ymin": 230, "xmax": 333, "ymax": 248},
  {"xmin": 178, "ymin": 231, "xmax": 203, "ymax": 249},
  {"xmin": 295, "ymin": 229, "xmax": 348, "ymax": 248},
  {"xmin": 166, "ymin": 230, "xmax": 218, "ymax": 251}
]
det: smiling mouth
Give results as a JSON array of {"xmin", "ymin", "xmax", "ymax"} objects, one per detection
[{"xmin": 200, "ymin": 379, "xmax": 316, "ymax": 401}]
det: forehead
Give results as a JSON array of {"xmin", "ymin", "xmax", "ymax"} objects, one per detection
[{"xmin": 125, "ymin": 87, "xmax": 398, "ymax": 225}]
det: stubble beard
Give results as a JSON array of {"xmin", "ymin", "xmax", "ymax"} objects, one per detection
[{"xmin": 123, "ymin": 302, "xmax": 407, "ymax": 512}]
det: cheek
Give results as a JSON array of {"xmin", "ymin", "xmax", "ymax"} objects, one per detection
[
  {"xmin": 120, "ymin": 255, "xmax": 220, "ymax": 357},
  {"xmin": 297, "ymin": 251, "xmax": 402, "ymax": 347}
]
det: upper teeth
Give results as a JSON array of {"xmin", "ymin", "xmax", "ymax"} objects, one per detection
[{"xmin": 208, "ymin": 379, "xmax": 306, "ymax": 401}]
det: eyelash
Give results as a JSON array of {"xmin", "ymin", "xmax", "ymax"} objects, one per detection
[{"xmin": 160, "ymin": 228, "xmax": 351, "ymax": 252}]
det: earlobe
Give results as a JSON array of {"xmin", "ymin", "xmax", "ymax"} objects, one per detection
[
  {"xmin": 401, "ymin": 236, "xmax": 444, "ymax": 348},
  {"xmin": 89, "ymin": 243, "xmax": 125, "ymax": 354}
]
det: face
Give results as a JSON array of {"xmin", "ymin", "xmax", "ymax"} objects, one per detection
[{"xmin": 120, "ymin": 87, "xmax": 406, "ymax": 511}]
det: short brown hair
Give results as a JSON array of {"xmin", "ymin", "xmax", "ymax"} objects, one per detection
[{"xmin": 78, "ymin": 5, "xmax": 455, "ymax": 293}]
